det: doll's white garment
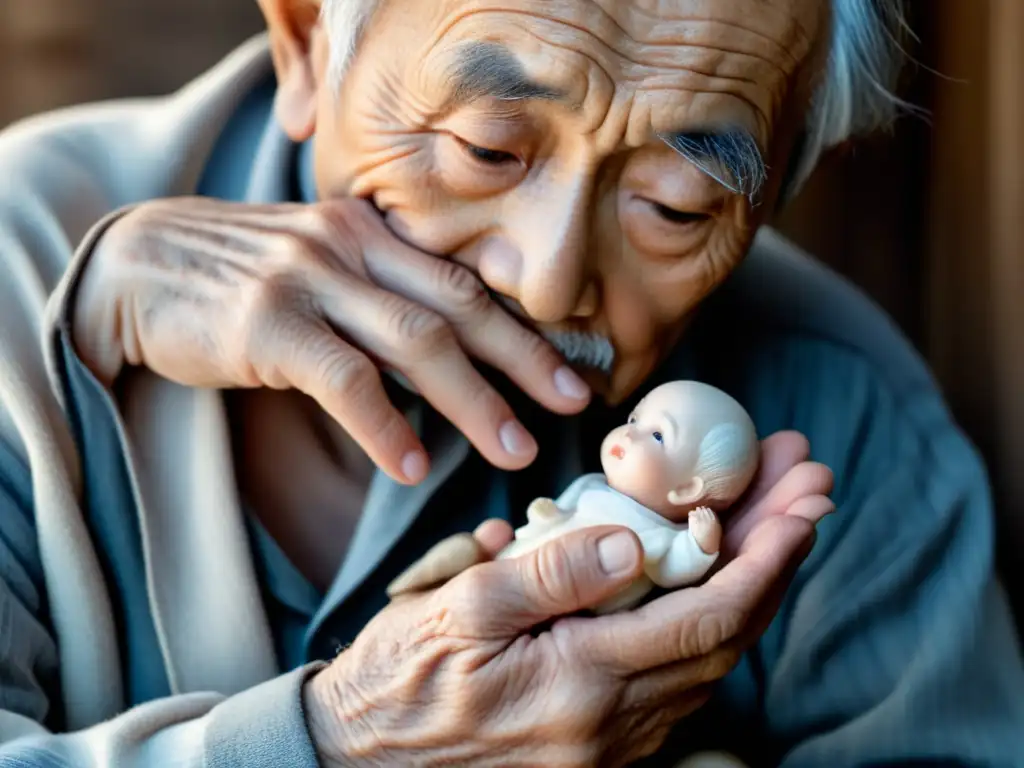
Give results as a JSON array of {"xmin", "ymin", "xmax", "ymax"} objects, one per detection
[{"xmin": 498, "ymin": 474, "xmax": 719, "ymax": 613}]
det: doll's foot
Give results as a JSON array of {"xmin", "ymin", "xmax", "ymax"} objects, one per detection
[
  {"xmin": 689, "ymin": 507, "xmax": 722, "ymax": 555},
  {"xmin": 386, "ymin": 533, "xmax": 486, "ymax": 598}
]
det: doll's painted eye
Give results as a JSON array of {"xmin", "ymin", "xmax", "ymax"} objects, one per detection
[
  {"xmin": 652, "ymin": 431, "xmax": 664, "ymax": 443},
  {"xmin": 628, "ymin": 414, "xmax": 637, "ymax": 424}
]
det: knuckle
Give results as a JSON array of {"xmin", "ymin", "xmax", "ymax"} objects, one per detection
[
  {"xmin": 445, "ymin": 569, "xmax": 495, "ymax": 629},
  {"xmin": 688, "ymin": 607, "xmax": 744, "ymax": 658},
  {"xmin": 526, "ymin": 539, "xmax": 581, "ymax": 609},
  {"xmin": 103, "ymin": 202, "xmax": 180, "ymax": 267},
  {"xmin": 116, "ymin": 204, "xmax": 158, "ymax": 246},
  {"xmin": 271, "ymin": 231, "xmax": 319, "ymax": 271},
  {"xmin": 296, "ymin": 207, "xmax": 340, "ymax": 247},
  {"xmin": 386, "ymin": 301, "xmax": 455, "ymax": 357},
  {"xmin": 434, "ymin": 261, "xmax": 490, "ymax": 319},
  {"xmin": 318, "ymin": 351, "xmax": 380, "ymax": 403},
  {"xmin": 304, "ymin": 203, "xmax": 374, "ymax": 271}
]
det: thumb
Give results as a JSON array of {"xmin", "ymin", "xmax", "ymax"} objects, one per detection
[{"xmin": 444, "ymin": 526, "xmax": 644, "ymax": 638}]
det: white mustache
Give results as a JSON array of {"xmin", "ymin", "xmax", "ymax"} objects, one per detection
[
  {"xmin": 542, "ymin": 331, "xmax": 615, "ymax": 374},
  {"xmin": 489, "ymin": 290, "xmax": 615, "ymax": 375}
]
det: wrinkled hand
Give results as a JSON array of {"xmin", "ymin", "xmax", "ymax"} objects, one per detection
[
  {"xmin": 722, "ymin": 430, "xmax": 834, "ymax": 558},
  {"xmin": 385, "ymin": 430, "xmax": 833, "ymax": 601},
  {"xmin": 72, "ymin": 197, "xmax": 591, "ymax": 483},
  {"xmin": 303, "ymin": 432, "xmax": 831, "ymax": 766}
]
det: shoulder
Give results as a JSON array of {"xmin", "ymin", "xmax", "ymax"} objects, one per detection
[
  {"xmin": 0, "ymin": 35, "xmax": 274, "ymax": 453},
  {"xmin": 676, "ymin": 228, "xmax": 987, "ymax": 504},
  {"xmin": 557, "ymin": 473, "xmax": 607, "ymax": 498}
]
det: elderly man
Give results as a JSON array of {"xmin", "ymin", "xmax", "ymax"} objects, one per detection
[{"xmin": 0, "ymin": 0, "xmax": 1021, "ymax": 765}]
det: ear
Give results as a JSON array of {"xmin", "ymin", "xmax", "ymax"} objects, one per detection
[
  {"xmin": 667, "ymin": 476, "xmax": 704, "ymax": 507},
  {"xmin": 258, "ymin": 0, "xmax": 323, "ymax": 140}
]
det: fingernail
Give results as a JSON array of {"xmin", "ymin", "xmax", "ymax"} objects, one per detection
[
  {"xmin": 597, "ymin": 532, "xmax": 638, "ymax": 575},
  {"xmin": 554, "ymin": 366, "xmax": 590, "ymax": 400},
  {"xmin": 401, "ymin": 451, "xmax": 429, "ymax": 483},
  {"xmin": 499, "ymin": 420, "xmax": 536, "ymax": 456}
]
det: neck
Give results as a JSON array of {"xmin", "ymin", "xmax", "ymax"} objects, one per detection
[{"xmin": 227, "ymin": 389, "xmax": 375, "ymax": 590}]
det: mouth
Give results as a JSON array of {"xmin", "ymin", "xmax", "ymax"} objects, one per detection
[
  {"xmin": 610, "ymin": 444, "xmax": 625, "ymax": 459},
  {"xmin": 490, "ymin": 292, "xmax": 616, "ymax": 375}
]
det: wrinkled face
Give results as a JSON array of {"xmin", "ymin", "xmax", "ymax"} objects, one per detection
[
  {"xmin": 301, "ymin": 0, "xmax": 824, "ymax": 403},
  {"xmin": 599, "ymin": 391, "xmax": 700, "ymax": 517}
]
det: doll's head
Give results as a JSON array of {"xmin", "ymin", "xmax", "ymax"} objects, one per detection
[{"xmin": 599, "ymin": 381, "xmax": 759, "ymax": 521}]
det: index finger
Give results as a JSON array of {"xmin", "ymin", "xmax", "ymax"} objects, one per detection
[
  {"xmin": 568, "ymin": 515, "xmax": 815, "ymax": 673},
  {"xmin": 358, "ymin": 229, "xmax": 591, "ymax": 415}
]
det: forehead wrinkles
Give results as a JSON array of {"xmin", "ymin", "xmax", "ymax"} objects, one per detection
[
  {"xmin": 595, "ymin": 0, "xmax": 817, "ymax": 63},
  {"xmin": 430, "ymin": 1, "xmax": 818, "ymax": 132}
]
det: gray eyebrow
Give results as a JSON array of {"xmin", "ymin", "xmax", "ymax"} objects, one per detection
[
  {"xmin": 445, "ymin": 44, "xmax": 766, "ymax": 200},
  {"xmin": 659, "ymin": 130, "xmax": 768, "ymax": 202},
  {"xmin": 445, "ymin": 42, "xmax": 567, "ymax": 106}
]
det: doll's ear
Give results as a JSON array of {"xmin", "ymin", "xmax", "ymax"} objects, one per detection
[{"xmin": 667, "ymin": 476, "xmax": 704, "ymax": 507}]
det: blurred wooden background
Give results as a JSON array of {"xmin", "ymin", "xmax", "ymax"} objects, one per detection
[{"xmin": 1, "ymin": 1, "xmax": 1021, "ymax": 620}]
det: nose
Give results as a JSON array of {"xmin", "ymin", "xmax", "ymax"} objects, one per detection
[{"xmin": 480, "ymin": 176, "xmax": 598, "ymax": 323}]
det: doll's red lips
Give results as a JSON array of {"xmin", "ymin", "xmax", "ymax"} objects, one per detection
[{"xmin": 610, "ymin": 445, "xmax": 625, "ymax": 459}]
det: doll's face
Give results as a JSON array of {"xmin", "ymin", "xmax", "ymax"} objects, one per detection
[{"xmin": 599, "ymin": 387, "xmax": 703, "ymax": 519}]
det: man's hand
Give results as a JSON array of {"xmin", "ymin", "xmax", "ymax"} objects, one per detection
[
  {"xmin": 689, "ymin": 507, "xmax": 722, "ymax": 555},
  {"xmin": 71, "ymin": 197, "xmax": 592, "ymax": 483},
  {"xmin": 386, "ymin": 430, "xmax": 832, "ymax": 602},
  {"xmin": 309, "ymin": 431, "xmax": 832, "ymax": 764},
  {"xmin": 721, "ymin": 430, "xmax": 834, "ymax": 559},
  {"xmin": 304, "ymin": 514, "xmax": 818, "ymax": 767}
]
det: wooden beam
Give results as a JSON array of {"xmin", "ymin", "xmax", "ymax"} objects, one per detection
[{"xmin": 988, "ymin": 0, "xmax": 1024, "ymax": 600}]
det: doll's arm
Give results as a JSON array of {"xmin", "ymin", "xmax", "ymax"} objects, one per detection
[
  {"xmin": 519, "ymin": 475, "xmax": 604, "ymax": 535},
  {"xmin": 645, "ymin": 511, "xmax": 720, "ymax": 589},
  {"xmin": 526, "ymin": 497, "xmax": 571, "ymax": 525}
]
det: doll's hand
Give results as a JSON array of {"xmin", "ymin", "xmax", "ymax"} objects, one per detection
[{"xmin": 689, "ymin": 507, "xmax": 722, "ymax": 555}]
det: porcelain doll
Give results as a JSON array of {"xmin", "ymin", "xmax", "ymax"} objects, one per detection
[{"xmin": 388, "ymin": 381, "xmax": 760, "ymax": 613}]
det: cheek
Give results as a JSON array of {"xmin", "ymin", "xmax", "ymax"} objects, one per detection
[
  {"xmin": 636, "ymin": 198, "xmax": 752, "ymax": 318},
  {"xmin": 314, "ymin": 83, "xmax": 490, "ymax": 253},
  {"xmin": 600, "ymin": 202, "xmax": 753, "ymax": 349},
  {"xmin": 600, "ymin": 428, "xmax": 623, "ymax": 456},
  {"xmin": 625, "ymin": 445, "xmax": 669, "ymax": 495}
]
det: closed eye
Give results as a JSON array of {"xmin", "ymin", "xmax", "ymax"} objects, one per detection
[
  {"xmin": 458, "ymin": 139, "xmax": 519, "ymax": 166},
  {"xmin": 651, "ymin": 203, "xmax": 711, "ymax": 226}
]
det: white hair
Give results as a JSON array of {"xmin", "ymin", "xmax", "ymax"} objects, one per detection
[
  {"xmin": 320, "ymin": 0, "xmax": 909, "ymax": 197},
  {"xmin": 694, "ymin": 421, "xmax": 760, "ymax": 508}
]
